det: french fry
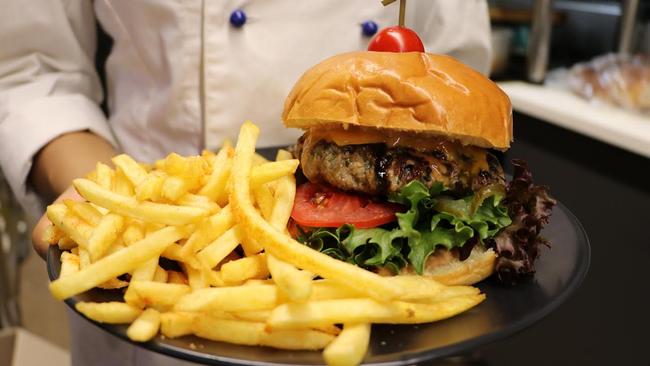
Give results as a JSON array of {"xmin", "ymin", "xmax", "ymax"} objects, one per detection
[
  {"xmin": 78, "ymin": 248, "xmax": 91, "ymax": 269},
  {"xmin": 229, "ymin": 121, "xmax": 403, "ymax": 301},
  {"xmin": 113, "ymin": 154, "xmax": 148, "ymax": 186},
  {"xmin": 127, "ymin": 308, "xmax": 161, "ymax": 342},
  {"xmin": 94, "ymin": 162, "xmax": 115, "ymax": 190},
  {"xmin": 192, "ymin": 317, "xmax": 265, "ymax": 346},
  {"xmin": 160, "ymin": 312, "xmax": 197, "ymax": 338},
  {"xmin": 135, "ymin": 172, "xmax": 165, "ymax": 201},
  {"xmin": 122, "ymin": 220, "xmax": 145, "ymax": 246},
  {"xmin": 199, "ymin": 145, "xmax": 233, "ymax": 201},
  {"xmin": 43, "ymin": 225, "xmax": 65, "ymax": 245},
  {"xmin": 252, "ymin": 184, "xmax": 274, "ymax": 221},
  {"xmin": 220, "ymin": 253, "xmax": 269, "ymax": 285},
  {"xmin": 237, "ymin": 226, "xmax": 264, "ymax": 255},
  {"xmin": 60, "ymin": 252, "xmax": 80, "ymax": 278},
  {"xmin": 266, "ymin": 149, "xmax": 312, "ymax": 303},
  {"xmin": 181, "ymin": 205, "xmax": 233, "ymax": 259},
  {"xmin": 174, "ymin": 284, "xmax": 277, "ymax": 313},
  {"xmin": 193, "ymin": 317, "xmax": 334, "ymax": 350},
  {"xmin": 261, "ymin": 329, "xmax": 334, "ymax": 351},
  {"xmin": 205, "ymin": 270, "xmax": 226, "ymax": 287},
  {"xmin": 57, "ymin": 237, "xmax": 77, "ymax": 250},
  {"xmin": 161, "ymin": 176, "xmax": 188, "ymax": 202},
  {"xmin": 252, "ymin": 152, "xmax": 269, "ymax": 166},
  {"xmin": 196, "ymin": 226, "xmax": 241, "ymax": 269},
  {"xmin": 73, "ymin": 179, "xmax": 208, "ymax": 225},
  {"xmin": 97, "ymin": 278, "xmax": 129, "ymax": 290},
  {"xmin": 105, "ymin": 238, "xmax": 125, "ymax": 255},
  {"xmin": 131, "ymin": 257, "xmax": 159, "ymax": 282},
  {"xmin": 267, "ymin": 295, "xmax": 485, "ymax": 329},
  {"xmin": 113, "ymin": 168, "xmax": 135, "ymax": 196},
  {"xmin": 46, "ymin": 204, "xmax": 93, "ymax": 248},
  {"xmin": 249, "ymin": 160, "xmax": 299, "ymax": 188},
  {"xmin": 177, "ymin": 194, "xmax": 221, "ymax": 214},
  {"xmin": 233, "ymin": 311, "xmax": 341, "ymax": 337},
  {"xmin": 145, "ymin": 222, "xmax": 166, "ymax": 235},
  {"xmin": 267, "ymin": 255, "xmax": 312, "ymax": 302},
  {"xmin": 50, "ymin": 226, "xmax": 187, "ymax": 300},
  {"xmin": 63, "ymin": 200, "xmax": 102, "ymax": 226},
  {"xmin": 183, "ymin": 263, "xmax": 208, "ymax": 290},
  {"xmin": 323, "ymin": 323, "xmax": 371, "ymax": 366},
  {"xmin": 243, "ymin": 279, "xmax": 274, "ymax": 286},
  {"xmin": 160, "ymin": 244, "xmax": 187, "ymax": 262},
  {"xmin": 153, "ymin": 265, "xmax": 169, "ymax": 283},
  {"xmin": 315, "ymin": 324, "xmax": 343, "ymax": 336},
  {"xmin": 201, "ymin": 149, "xmax": 215, "ymax": 160},
  {"xmin": 167, "ymin": 271, "xmax": 189, "ymax": 285},
  {"xmin": 232, "ymin": 310, "xmax": 270, "ymax": 322},
  {"xmin": 308, "ymin": 278, "xmax": 479, "ymax": 303},
  {"xmin": 87, "ymin": 213, "xmax": 125, "ymax": 262},
  {"xmin": 161, "ymin": 154, "xmax": 208, "ymax": 192},
  {"xmin": 76, "ymin": 302, "xmax": 142, "ymax": 324},
  {"xmin": 124, "ymin": 281, "xmax": 191, "ymax": 311}
]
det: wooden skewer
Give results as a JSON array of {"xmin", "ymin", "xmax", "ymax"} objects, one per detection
[{"xmin": 399, "ymin": 0, "xmax": 406, "ymax": 27}]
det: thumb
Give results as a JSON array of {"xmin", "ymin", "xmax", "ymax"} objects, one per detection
[{"xmin": 32, "ymin": 185, "xmax": 82, "ymax": 259}]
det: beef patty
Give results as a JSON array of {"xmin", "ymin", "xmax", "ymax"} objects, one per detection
[{"xmin": 293, "ymin": 133, "xmax": 505, "ymax": 196}]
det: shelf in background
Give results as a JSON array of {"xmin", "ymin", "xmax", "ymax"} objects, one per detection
[{"xmin": 498, "ymin": 81, "xmax": 650, "ymax": 159}]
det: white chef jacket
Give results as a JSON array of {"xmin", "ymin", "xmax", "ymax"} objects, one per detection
[
  {"xmin": 0, "ymin": 1, "xmax": 491, "ymax": 365},
  {"xmin": 0, "ymin": 0, "xmax": 490, "ymax": 216}
]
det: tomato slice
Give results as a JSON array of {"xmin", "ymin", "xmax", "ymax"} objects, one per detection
[{"xmin": 291, "ymin": 182, "xmax": 403, "ymax": 228}]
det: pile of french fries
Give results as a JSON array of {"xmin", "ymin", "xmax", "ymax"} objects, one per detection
[{"xmin": 45, "ymin": 121, "xmax": 485, "ymax": 366}]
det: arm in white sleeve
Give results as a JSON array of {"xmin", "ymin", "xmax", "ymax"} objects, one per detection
[{"xmin": 0, "ymin": 0, "xmax": 117, "ymax": 213}]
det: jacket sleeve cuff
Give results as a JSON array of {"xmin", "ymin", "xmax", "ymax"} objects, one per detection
[{"xmin": 0, "ymin": 94, "xmax": 116, "ymax": 214}]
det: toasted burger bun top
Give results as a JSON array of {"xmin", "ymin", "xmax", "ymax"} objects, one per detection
[{"xmin": 283, "ymin": 52, "xmax": 513, "ymax": 150}]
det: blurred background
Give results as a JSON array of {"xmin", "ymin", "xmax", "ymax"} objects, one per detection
[{"xmin": 1, "ymin": 0, "xmax": 649, "ymax": 364}]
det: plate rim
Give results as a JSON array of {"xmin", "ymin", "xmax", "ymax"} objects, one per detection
[{"xmin": 47, "ymin": 201, "xmax": 590, "ymax": 366}]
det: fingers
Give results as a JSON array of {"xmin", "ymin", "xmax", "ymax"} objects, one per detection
[{"xmin": 32, "ymin": 185, "xmax": 82, "ymax": 259}]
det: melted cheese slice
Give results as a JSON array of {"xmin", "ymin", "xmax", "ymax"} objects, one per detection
[{"xmin": 305, "ymin": 126, "xmax": 490, "ymax": 175}]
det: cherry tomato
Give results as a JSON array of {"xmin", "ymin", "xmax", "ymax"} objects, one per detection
[
  {"xmin": 367, "ymin": 26, "xmax": 425, "ymax": 53},
  {"xmin": 291, "ymin": 182, "xmax": 403, "ymax": 228}
]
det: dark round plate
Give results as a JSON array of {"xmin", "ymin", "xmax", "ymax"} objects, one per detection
[{"xmin": 47, "ymin": 201, "xmax": 589, "ymax": 366}]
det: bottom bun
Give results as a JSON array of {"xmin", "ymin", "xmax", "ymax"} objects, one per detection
[{"xmin": 398, "ymin": 245, "xmax": 497, "ymax": 285}]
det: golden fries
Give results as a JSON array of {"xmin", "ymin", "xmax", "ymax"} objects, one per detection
[
  {"xmin": 193, "ymin": 317, "xmax": 334, "ymax": 350},
  {"xmin": 323, "ymin": 323, "xmax": 371, "ymax": 366},
  {"xmin": 87, "ymin": 213, "xmax": 124, "ymax": 261},
  {"xmin": 112, "ymin": 154, "xmax": 148, "ymax": 186},
  {"xmin": 174, "ymin": 284, "xmax": 277, "ymax": 313},
  {"xmin": 267, "ymin": 295, "xmax": 485, "ymax": 329},
  {"xmin": 50, "ymin": 226, "xmax": 187, "ymax": 300},
  {"xmin": 160, "ymin": 312, "xmax": 196, "ymax": 338},
  {"xmin": 47, "ymin": 121, "xmax": 485, "ymax": 364},
  {"xmin": 73, "ymin": 179, "xmax": 208, "ymax": 225},
  {"xmin": 59, "ymin": 252, "xmax": 80, "ymax": 278},
  {"xmin": 125, "ymin": 281, "xmax": 191, "ymax": 311},
  {"xmin": 266, "ymin": 149, "xmax": 312, "ymax": 302},
  {"xmin": 220, "ymin": 253, "xmax": 269, "ymax": 284},
  {"xmin": 127, "ymin": 308, "xmax": 161, "ymax": 342},
  {"xmin": 196, "ymin": 226, "xmax": 240, "ymax": 269},
  {"xmin": 75, "ymin": 302, "xmax": 142, "ymax": 324}
]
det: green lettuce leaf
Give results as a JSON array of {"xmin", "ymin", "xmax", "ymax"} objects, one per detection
[{"xmin": 298, "ymin": 180, "xmax": 512, "ymax": 275}]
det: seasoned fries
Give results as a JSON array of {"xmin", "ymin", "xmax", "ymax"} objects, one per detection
[
  {"xmin": 127, "ymin": 308, "xmax": 161, "ymax": 342},
  {"xmin": 47, "ymin": 121, "xmax": 486, "ymax": 365},
  {"xmin": 323, "ymin": 323, "xmax": 371, "ymax": 366}
]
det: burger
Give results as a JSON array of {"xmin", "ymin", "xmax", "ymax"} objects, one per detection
[{"xmin": 282, "ymin": 52, "xmax": 556, "ymax": 285}]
